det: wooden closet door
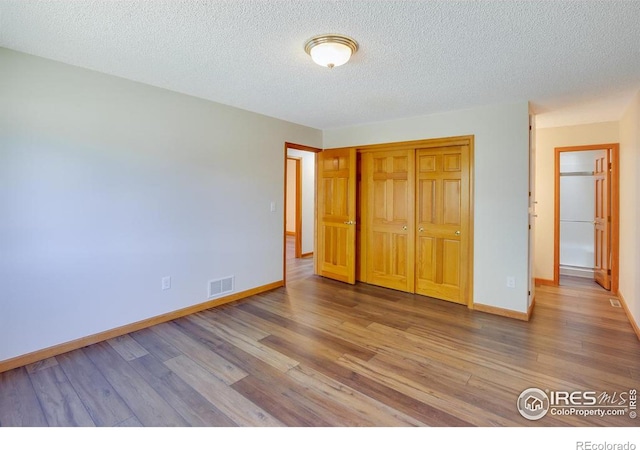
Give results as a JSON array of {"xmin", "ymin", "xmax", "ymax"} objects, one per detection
[
  {"xmin": 316, "ymin": 148, "xmax": 357, "ymax": 284},
  {"xmin": 415, "ymin": 145, "xmax": 471, "ymax": 304},
  {"xmin": 363, "ymin": 150, "xmax": 415, "ymax": 292}
]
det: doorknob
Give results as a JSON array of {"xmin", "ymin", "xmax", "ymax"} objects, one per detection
[
  {"xmin": 418, "ymin": 227, "xmax": 424, "ymax": 232},
  {"xmin": 402, "ymin": 225, "xmax": 408, "ymax": 231},
  {"xmin": 455, "ymin": 230, "xmax": 461, "ymax": 236},
  {"xmin": 343, "ymin": 220, "xmax": 356, "ymax": 225}
]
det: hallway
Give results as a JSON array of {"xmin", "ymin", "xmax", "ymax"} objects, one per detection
[{"xmin": 285, "ymin": 235, "xmax": 314, "ymax": 284}]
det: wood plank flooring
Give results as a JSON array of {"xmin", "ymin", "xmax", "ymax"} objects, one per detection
[{"xmin": 1, "ymin": 252, "xmax": 638, "ymax": 426}]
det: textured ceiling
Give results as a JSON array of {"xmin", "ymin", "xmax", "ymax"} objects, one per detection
[{"xmin": 1, "ymin": 0, "xmax": 639, "ymax": 129}]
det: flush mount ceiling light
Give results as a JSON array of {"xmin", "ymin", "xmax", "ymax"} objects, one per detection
[{"xmin": 304, "ymin": 34, "xmax": 358, "ymax": 69}]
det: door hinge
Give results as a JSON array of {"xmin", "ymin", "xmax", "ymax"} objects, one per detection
[
  {"xmin": 528, "ymin": 290, "xmax": 531, "ymax": 296},
  {"xmin": 528, "ymin": 224, "xmax": 531, "ymax": 230}
]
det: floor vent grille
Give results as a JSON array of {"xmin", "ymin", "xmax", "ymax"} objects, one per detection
[
  {"xmin": 209, "ymin": 276, "xmax": 235, "ymax": 299},
  {"xmin": 609, "ymin": 299, "xmax": 621, "ymax": 308}
]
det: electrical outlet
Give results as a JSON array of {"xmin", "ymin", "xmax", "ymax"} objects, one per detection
[
  {"xmin": 162, "ymin": 276, "xmax": 171, "ymax": 290},
  {"xmin": 506, "ymin": 276, "xmax": 516, "ymax": 289}
]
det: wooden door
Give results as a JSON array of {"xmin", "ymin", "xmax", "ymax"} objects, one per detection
[
  {"xmin": 594, "ymin": 150, "xmax": 610, "ymax": 290},
  {"xmin": 415, "ymin": 145, "xmax": 471, "ymax": 304},
  {"xmin": 528, "ymin": 114, "xmax": 536, "ymax": 308},
  {"xmin": 316, "ymin": 148, "xmax": 357, "ymax": 284},
  {"xmin": 363, "ymin": 149, "xmax": 415, "ymax": 292}
]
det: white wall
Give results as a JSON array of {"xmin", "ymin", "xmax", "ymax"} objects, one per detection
[
  {"xmin": 618, "ymin": 90, "xmax": 640, "ymax": 330},
  {"xmin": 324, "ymin": 102, "xmax": 531, "ymax": 313},
  {"xmin": 534, "ymin": 122, "xmax": 619, "ymax": 281},
  {"xmin": 286, "ymin": 148, "xmax": 315, "ymax": 255},
  {"xmin": 0, "ymin": 48, "xmax": 321, "ymax": 362}
]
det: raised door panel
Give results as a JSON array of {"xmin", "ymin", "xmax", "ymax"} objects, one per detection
[
  {"xmin": 416, "ymin": 236, "xmax": 436, "ymax": 283},
  {"xmin": 316, "ymin": 148, "xmax": 356, "ymax": 284},
  {"xmin": 415, "ymin": 146, "xmax": 470, "ymax": 304},
  {"xmin": 442, "ymin": 239, "xmax": 461, "ymax": 286},
  {"xmin": 363, "ymin": 150, "xmax": 415, "ymax": 292}
]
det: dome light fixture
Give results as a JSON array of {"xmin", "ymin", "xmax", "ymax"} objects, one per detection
[{"xmin": 304, "ymin": 34, "xmax": 358, "ymax": 69}]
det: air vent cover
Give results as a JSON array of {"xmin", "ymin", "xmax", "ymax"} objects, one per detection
[
  {"xmin": 209, "ymin": 275, "xmax": 234, "ymax": 299},
  {"xmin": 609, "ymin": 299, "xmax": 621, "ymax": 308}
]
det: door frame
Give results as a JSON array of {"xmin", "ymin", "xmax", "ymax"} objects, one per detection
[
  {"xmin": 553, "ymin": 143, "xmax": 619, "ymax": 292},
  {"xmin": 283, "ymin": 142, "xmax": 322, "ymax": 286}
]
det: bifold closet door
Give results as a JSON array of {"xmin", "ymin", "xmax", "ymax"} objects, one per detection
[
  {"xmin": 415, "ymin": 145, "xmax": 471, "ymax": 304},
  {"xmin": 362, "ymin": 150, "xmax": 415, "ymax": 292}
]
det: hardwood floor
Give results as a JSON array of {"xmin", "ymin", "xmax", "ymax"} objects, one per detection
[
  {"xmin": 285, "ymin": 235, "xmax": 313, "ymax": 284},
  {"xmin": 559, "ymin": 274, "xmax": 608, "ymax": 291},
  {"xmin": 1, "ymin": 260, "xmax": 638, "ymax": 427}
]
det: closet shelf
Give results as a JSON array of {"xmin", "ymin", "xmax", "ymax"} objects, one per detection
[{"xmin": 560, "ymin": 171, "xmax": 594, "ymax": 177}]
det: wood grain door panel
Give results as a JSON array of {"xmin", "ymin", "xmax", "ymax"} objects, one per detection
[
  {"xmin": 316, "ymin": 148, "xmax": 356, "ymax": 284},
  {"xmin": 363, "ymin": 150, "xmax": 415, "ymax": 292},
  {"xmin": 593, "ymin": 150, "xmax": 610, "ymax": 290},
  {"xmin": 415, "ymin": 146, "xmax": 470, "ymax": 304}
]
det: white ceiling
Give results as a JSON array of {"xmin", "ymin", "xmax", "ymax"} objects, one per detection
[{"xmin": 1, "ymin": 1, "xmax": 639, "ymax": 130}]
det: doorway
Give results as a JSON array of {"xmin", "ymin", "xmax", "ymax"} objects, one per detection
[
  {"xmin": 286, "ymin": 156, "xmax": 302, "ymax": 259},
  {"xmin": 283, "ymin": 142, "xmax": 322, "ymax": 285},
  {"xmin": 554, "ymin": 144, "xmax": 619, "ymax": 292}
]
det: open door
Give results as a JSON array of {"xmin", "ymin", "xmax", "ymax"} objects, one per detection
[
  {"xmin": 593, "ymin": 150, "xmax": 610, "ymax": 290},
  {"xmin": 528, "ymin": 114, "xmax": 536, "ymax": 310},
  {"xmin": 316, "ymin": 148, "xmax": 357, "ymax": 284}
]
